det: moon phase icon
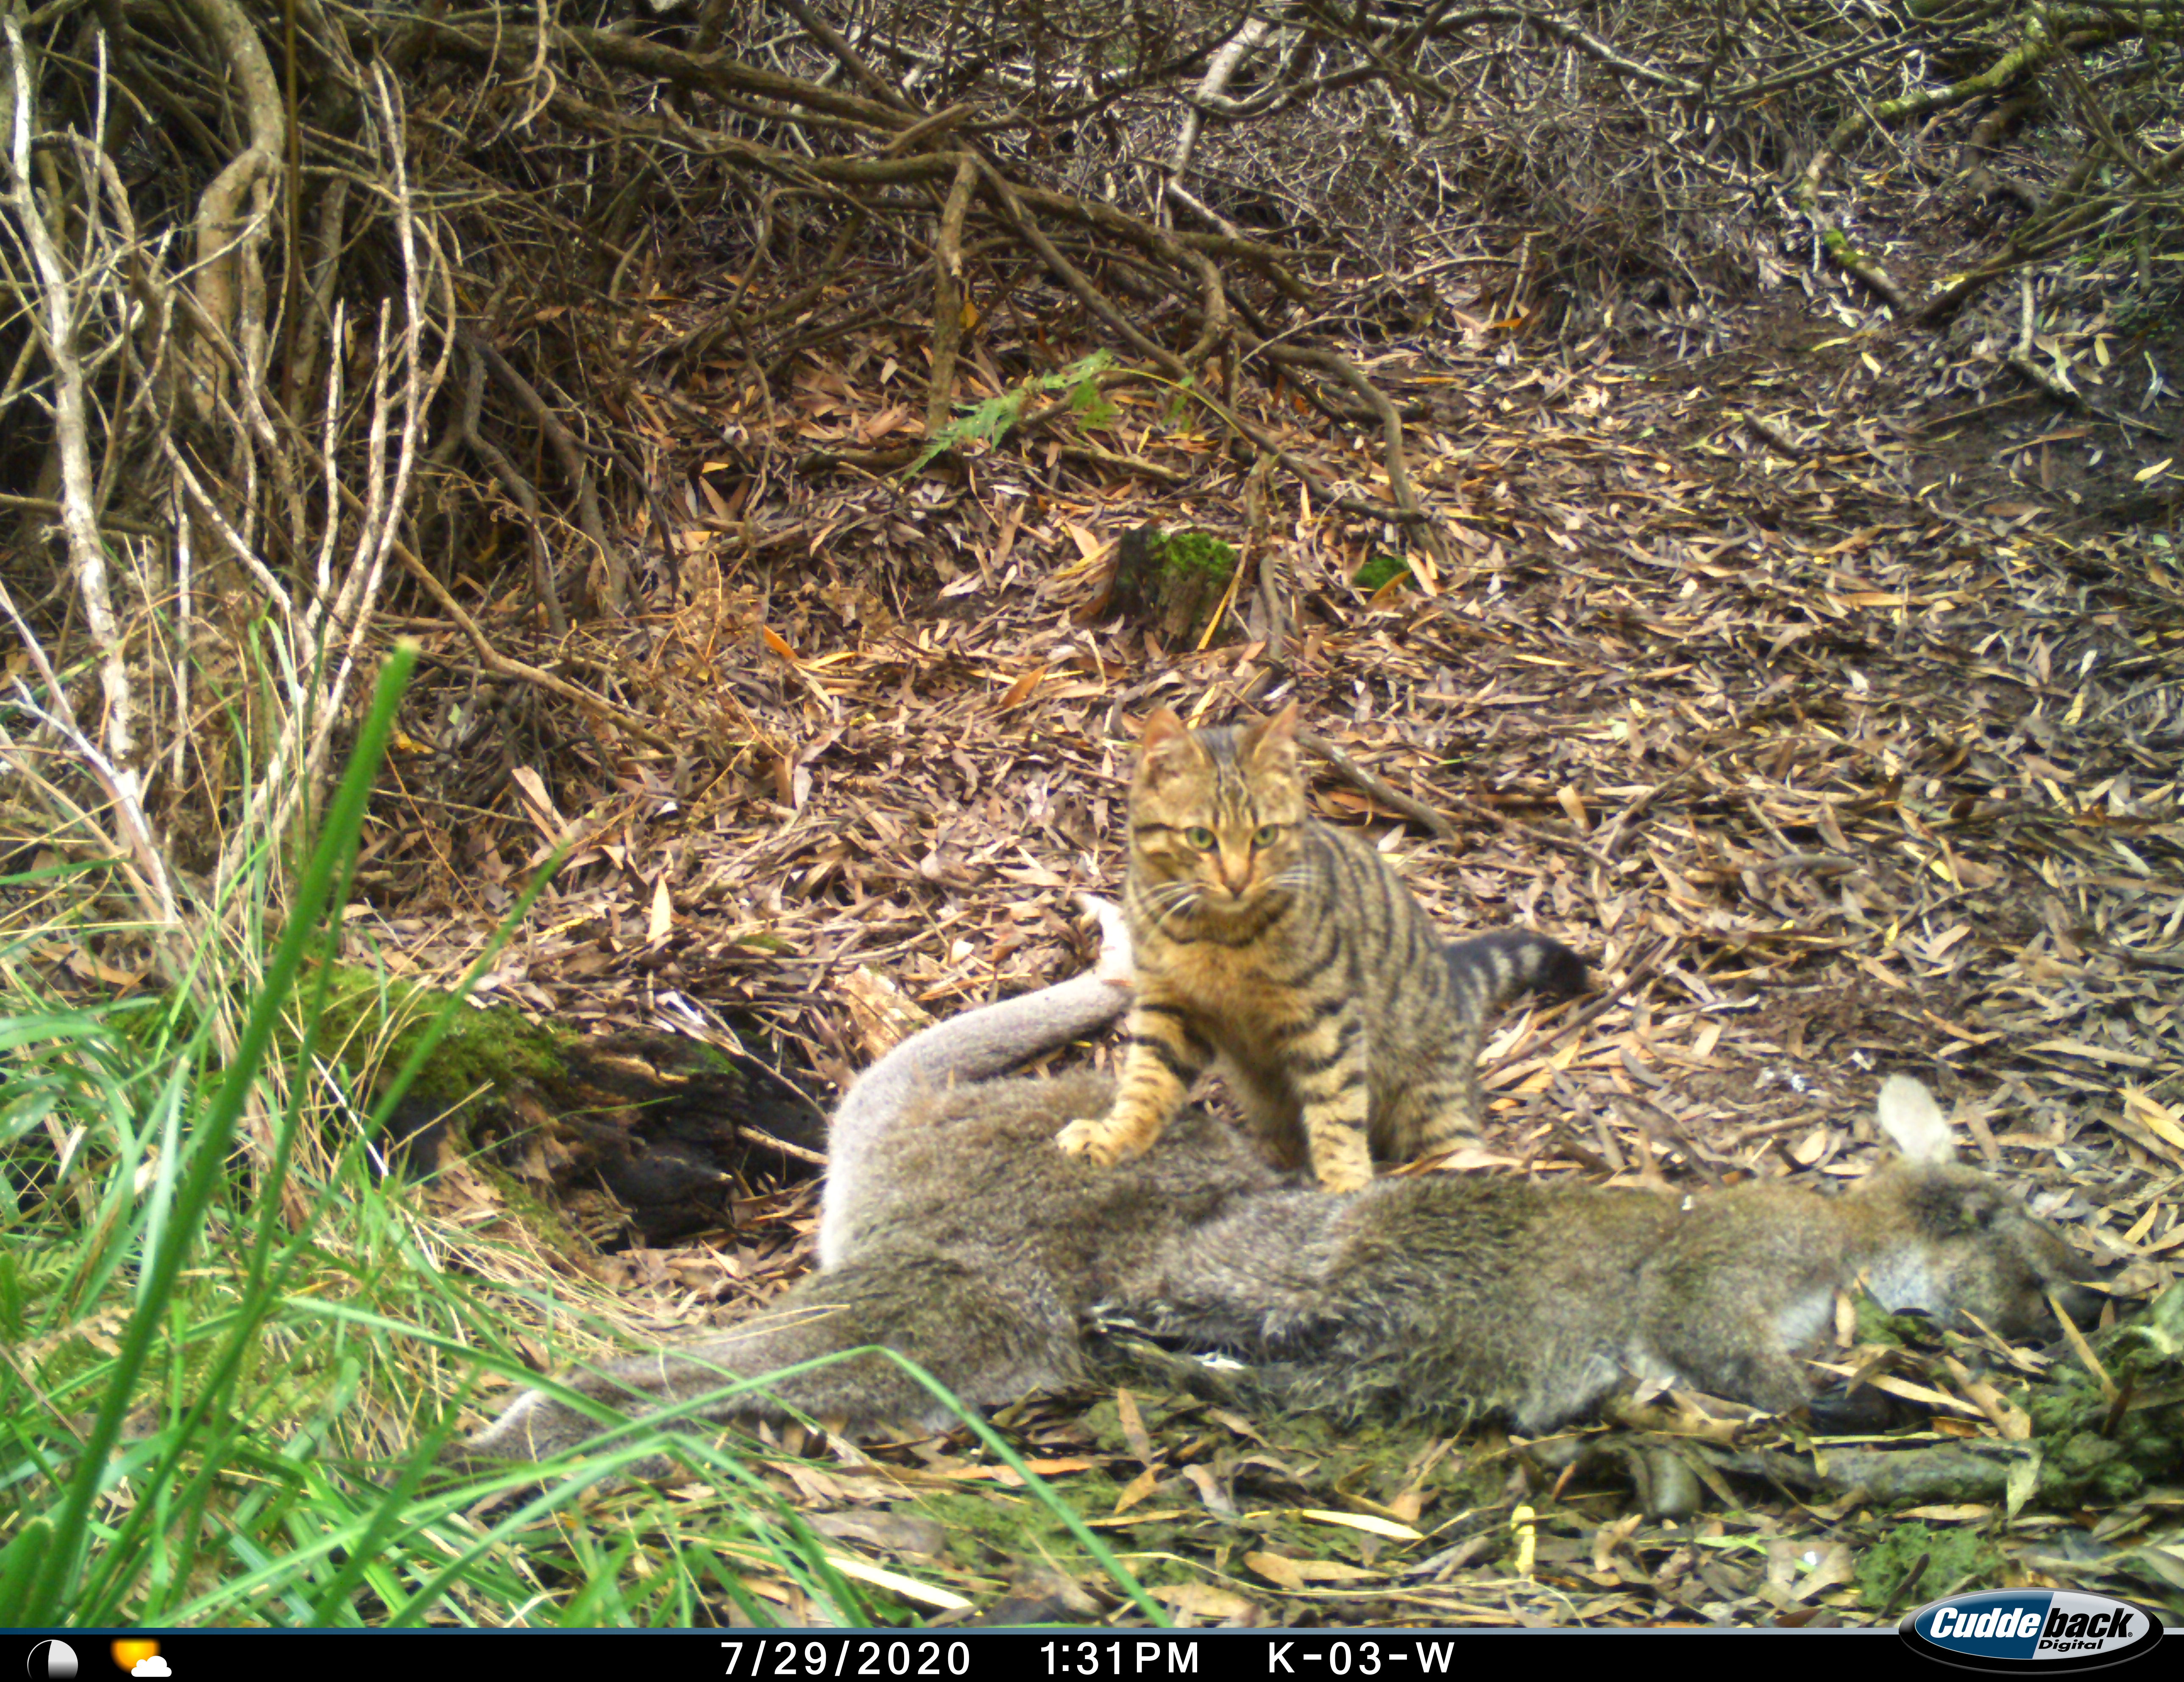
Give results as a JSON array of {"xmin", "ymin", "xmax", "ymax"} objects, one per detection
[{"xmin": 27, "ymin": 1642, "xmax": 78, "ymax": 1680}]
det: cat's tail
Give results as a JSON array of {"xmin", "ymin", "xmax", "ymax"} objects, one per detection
[
  {"xmin": 1428, "ymin": 930, "xmax": 1590, "ymax": 1145},
  {"xmin": 817, "ymin": 895, "xmax": 1133, "ymax": 1270},
  {"xmin": 1443, "ymin": 929, "xmax": 1589, "ymax": 1014}
]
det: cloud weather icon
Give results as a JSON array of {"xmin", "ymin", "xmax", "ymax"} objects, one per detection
[{"xmin": 131, "ymin": 1664, "xmax": 170, "ymax": 1678}]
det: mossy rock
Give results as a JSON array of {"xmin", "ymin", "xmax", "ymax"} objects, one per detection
[
  {"xmin": 1106, "ymin": 525, "xmax": 1239, "ymax": 647},
  {"xmin": 1855, "ymin": 1520, "xmax": 2001, "ymax": 1610},
  {"xmin": 305, "ymin": 964, "xmax": 568, "ymax": 1112}
]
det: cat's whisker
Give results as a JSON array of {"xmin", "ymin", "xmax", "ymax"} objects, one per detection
[{"xmin": 1139, "ymin": 880, "xmax": 1203, "ymax": 919}]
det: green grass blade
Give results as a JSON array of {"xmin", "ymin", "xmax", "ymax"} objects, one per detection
[{"xmin": 23, "ymin": 644, "xmax": 419, "ymax": 1621}]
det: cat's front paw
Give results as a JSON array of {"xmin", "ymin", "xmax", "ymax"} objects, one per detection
[
  {"xmin": 1056, "ymin": 1117, "xmax": 1130, "ymax": 1167},
  {"xmin": 1312, "ymin": 1155, "xmax": 1375, "ymax": 1195}
]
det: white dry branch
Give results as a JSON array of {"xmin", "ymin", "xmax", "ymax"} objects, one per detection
[
  {"xmin": 1158, "ymin": 14, "xmax": 1273, "ymax": 237},
  {"xmin": 178, "ymin": 0, "xmax": 286, "ymax": 427},
  {"xmin": 212, "ymin": 65, "xmax": 448, "ymax": 900},
  {"xmin": 1, "ymin": 16, "xmax": 172, "ymax": 927},
  {"xmin": 2, "ymin": 20, "xmax": 443, "ymax": 948},
  {"xmin": 0, "ymin": 584, "xmax": 174, "ymax": 925}
]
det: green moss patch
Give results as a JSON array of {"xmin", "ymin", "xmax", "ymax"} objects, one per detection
[
  {"xmin": 306, "ymin": 962, "xmax": 570, "ymax": 1113},
  {"xmin": 1855, "ymin": 1520, "xmax": 2000, "ymax": 1611},
  {"xmin": 1351, "ymin": 554, "xmax": 1411, "ymax": 594},
  {"xmin": 1106, "ymin": 526, "xmax": 1240, "ymax": 646}
]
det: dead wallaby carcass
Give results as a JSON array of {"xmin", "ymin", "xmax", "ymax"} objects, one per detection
[
  {"xmin": 1139, "ymin": 1073, "xmax": 2098, "ymax": 1429},
  {"xmin": 457, "ymin": 911, "xmax": 2095, "ymax": 1464}
]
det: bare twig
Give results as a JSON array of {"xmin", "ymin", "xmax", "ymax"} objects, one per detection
[
  {"xmin": 466, "ymin": 330, "xmax": 623, "ymax": 615},
  {"xmin": 924, "ymin": 156, "xmax": 978, "ymax": 444},
  {"xmin": 1301, "ymin": 729, "xmax": 1617, "ymax": 867},
  {"xmin": 452, "ymin": 340, "xmax": 568, "ymax": 636},
  {"xmin": 2, "ymin": 16, "xmax": 166, "ymax": 925},
  {"xmin": 1301, "ymin": 729, "xmax": 1461, "ymax": 841}
]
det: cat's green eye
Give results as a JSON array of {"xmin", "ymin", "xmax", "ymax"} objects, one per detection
[
  {"xmin": 1184, "ymin": 827, "xmax": 1217, "ymax": 850},
  {"xmin": 1252, "ymin": 825, "xmax": 1280, "ymax": 849}
]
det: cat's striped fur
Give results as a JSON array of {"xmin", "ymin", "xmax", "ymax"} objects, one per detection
[{"xmin": 1055, "ymin": 703, "xmax": 1588, "ymax": 1191}]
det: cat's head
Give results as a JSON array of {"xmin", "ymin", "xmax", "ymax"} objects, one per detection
[{"xmin": 1128, "ymin": 702, "xmax": 1310, "ymax": 916}]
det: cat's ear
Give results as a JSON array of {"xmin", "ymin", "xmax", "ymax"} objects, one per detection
[
  {"xmin": 1242, "ymin": 700, "xmax": 1302, "ymax": 766},
  {"xmin": 1136, "ymin": 707, "xmax": 1193, "ymax": 782},
  {"xmin": 1140, "ymin": 707, "xmax": 1185, "ymax": 751}
]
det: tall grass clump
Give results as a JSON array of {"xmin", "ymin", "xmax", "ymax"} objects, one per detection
[
  {"xmin": 0, "ymin": 652, "xmax": 808, "ymax": 1625},
  {"xmin": 0, "ymin": 648, "xmax": 1155, "ymax": 1628}
]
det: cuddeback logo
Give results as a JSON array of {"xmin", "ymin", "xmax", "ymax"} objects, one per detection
[{"xmin": 1898, "ymin": 1588, "xmax": 2165, "ymax": 1671}]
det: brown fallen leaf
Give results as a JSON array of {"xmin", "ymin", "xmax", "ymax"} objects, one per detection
[
  {"xmin": 995, "ymin": 664, "xmax": 1046, "ymax": 711},
  {"xmin": 933, "ymin": 1456, "xmax": 1102, "ymax": 1485},
  {"xmin": 2123, "ymin": 1088, "xmax": 2184, "ymax": 1151},
  {"xmin": 647, "ymin": 873, "xmax": 674, "ymax": 942},
  {"xmin": 1113, "ymin": 1465, "xmax": 1161, "ymax": 1515},
  {"xmin": 808, "ymin": 1510, "xmax": 948, "ymax": 1559},
  {"xmin": 1245, "ymin": 1552, "xmax": 1383, "ymax": 1591},
  {"xmin": 836, "ymin": 966, "xmax": 933, "ymax": 1061},
  {"xmin": 1180, "ymin": 1463, "xmax": 1234, "ymax": 1514},
  {"xmin": 1114, "ymin": 1387, "xmax": 1154, "ymax": 1466}
]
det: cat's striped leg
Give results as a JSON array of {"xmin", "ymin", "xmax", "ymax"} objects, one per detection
[
  {"xmin": 1409, "ymin": 1037, "xmax": 1488, "ymax": 1153},
  {"xmin": 1290, "ymin": 999, "xmax": 1373, "ymax": 1192},
  {"xmin": 1056, "ymin": 1000, "xmax": 1210, "ymax": 1167},
  {"xmin": 1410, "ymin": 960, "xmax": 1495, "ymax": 1149}
]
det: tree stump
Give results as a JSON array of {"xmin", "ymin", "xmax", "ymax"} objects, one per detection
[{"xmin": 1106, "ymin": 524, "xmax": 1240, "ymax": 648}]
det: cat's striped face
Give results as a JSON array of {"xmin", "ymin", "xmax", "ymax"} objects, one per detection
[{"xmin": 1128, "ymin": 703, "xmax": 1309, "ymax": 916}]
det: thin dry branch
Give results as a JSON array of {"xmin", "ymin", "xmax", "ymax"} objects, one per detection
[
  {"xmin": 924, "ymin": 156, "xmax": 978, "ymax": 443},
  {"xmin": 1161, "ymin": 15, "xmax": 1272, "ymax": 231},
  {"xmin": 466, "ymin": 331, "xmax": 624, "ymax": 615},
  {"xmin": 2, "ymin": 16, "xmax": 166, "ymax": 925}
]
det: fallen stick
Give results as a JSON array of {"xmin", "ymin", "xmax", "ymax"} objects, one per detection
[{"xmin": 1301, "ymin": 730, "xmax": 1615, "ymax": 867}]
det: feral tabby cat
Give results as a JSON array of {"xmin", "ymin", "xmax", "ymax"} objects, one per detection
[{"xmin": 1055, "ymin": 702, "xmax": 1587, "ymax": 1190}]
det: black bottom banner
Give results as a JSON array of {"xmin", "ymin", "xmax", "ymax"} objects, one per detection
[{"xmin": 19, "ymin": 1622, "xmax": 1917, "ymax": 1682}]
